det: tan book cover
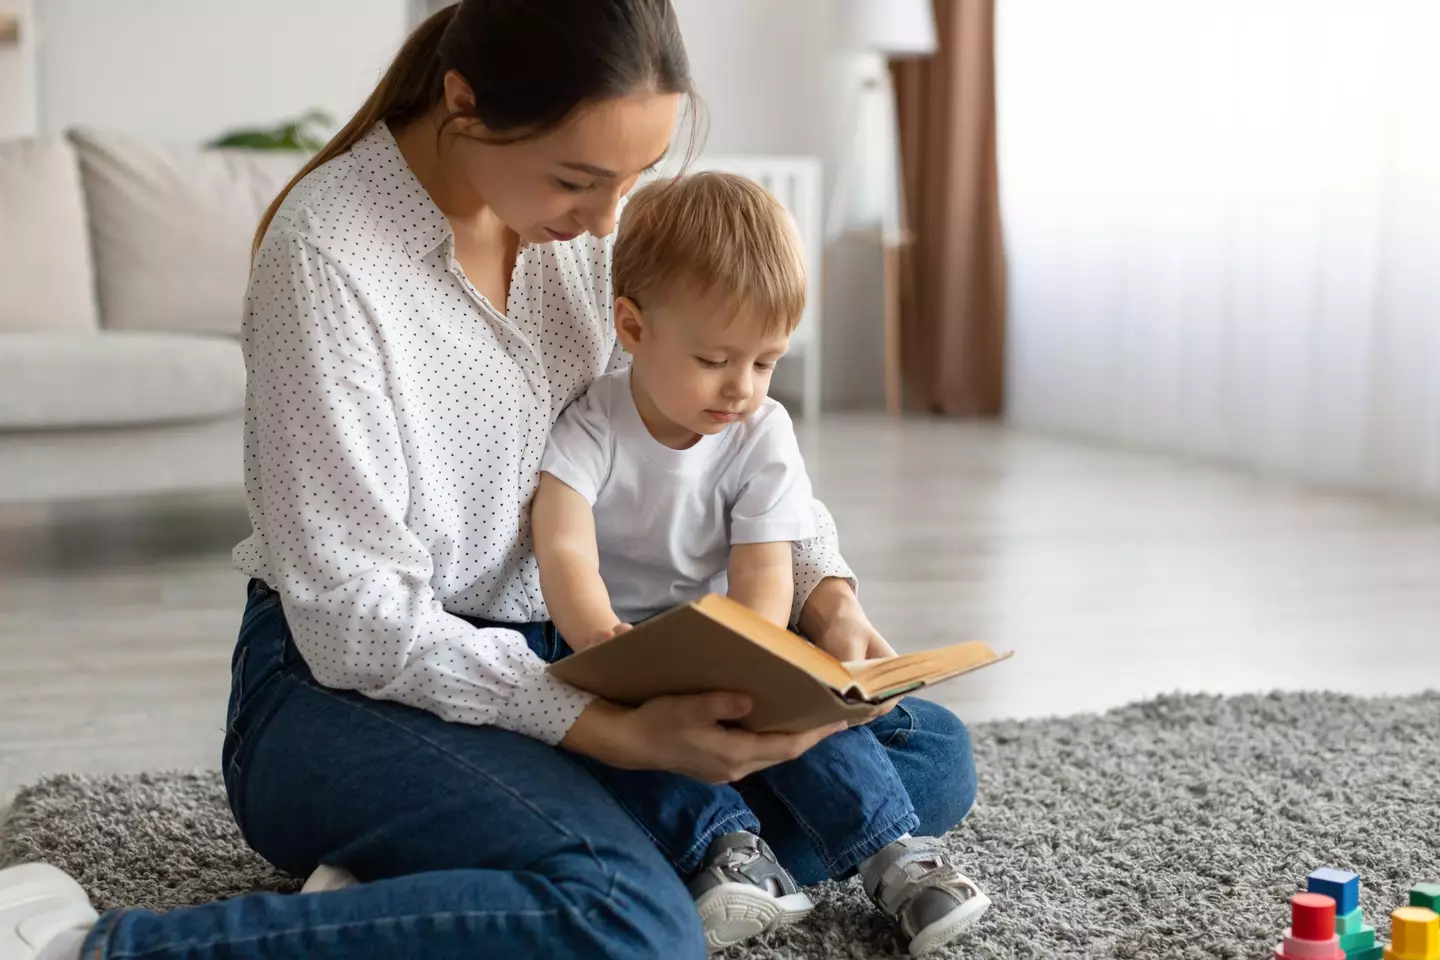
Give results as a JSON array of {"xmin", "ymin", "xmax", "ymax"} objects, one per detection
[{"xmin": 548, "ymin": 593, "xmax": 1014, "ymax": 733}]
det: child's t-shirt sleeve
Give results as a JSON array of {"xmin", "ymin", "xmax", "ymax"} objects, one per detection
[
  {"xmin": 729, "ymin": 406, "xmax": 819, "ymax": 545},
  {"xmin": 541, "ymin": 385, "xmax": 613, "ymax": 504}
]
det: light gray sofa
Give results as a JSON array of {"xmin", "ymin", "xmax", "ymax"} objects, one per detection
[{"xmin": 0, "ymin": 130, "xmax": 304, "ymax": 503}]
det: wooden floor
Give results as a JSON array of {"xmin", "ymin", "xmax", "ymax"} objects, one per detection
[{"xmin": 3, "ymin": 417, "xmax": 1439, "ymax": 796}]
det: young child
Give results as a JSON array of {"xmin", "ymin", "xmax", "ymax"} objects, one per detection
[{"xmin": 530, "ymin": 172, "xmax": 990, "ymax": 956}]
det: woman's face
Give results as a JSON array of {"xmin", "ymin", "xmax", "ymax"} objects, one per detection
[{"xmin": 444, "ymin": 76, "xmax": 681, "ymax": 245}]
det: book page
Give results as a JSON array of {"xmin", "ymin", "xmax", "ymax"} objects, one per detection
[{"xmin": 848, "ymin": 642, "xmax": 1012, "ymax": 700}]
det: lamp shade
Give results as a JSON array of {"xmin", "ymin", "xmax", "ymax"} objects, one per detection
[{"xmin": 833, "ymin": 0, "xmax": 938, "ymax": 58}]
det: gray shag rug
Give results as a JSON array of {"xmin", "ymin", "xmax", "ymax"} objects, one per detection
[{"xmin": 3, "ymin": 692, "xmax": 1439, "ymax": 958}]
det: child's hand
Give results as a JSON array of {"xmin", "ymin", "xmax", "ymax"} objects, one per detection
[
  {"xmin": 817, "ymin": 614, "xmax": 897, "ymax": 664},
  {"xmin": 817, "ymin": 615, "xmax": 901, "ymax": 724},
  {"xmin": 581, "ymin": 622, "xmax": 632, "ymax": 650}
]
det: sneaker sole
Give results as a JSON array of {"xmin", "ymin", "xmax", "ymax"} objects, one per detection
[
  {"xmin": 0, "ymin": 864, "xmax": 89, "ymax": 903},
  {"xmin": 695, "ymin": 882, "xmax": 814, "ymax": 953},
  {"xmin": 300, "ymin": 865, "xmax": 359, "ymax": 894},
  {"xmin": 908, "ymin": 890, "xmax": 992, "ymax": 957}
]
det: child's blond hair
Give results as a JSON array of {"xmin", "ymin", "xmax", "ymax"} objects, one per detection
[{"xmin": 612, "ymin": 172, "xmax": 806, "ymax": 334}]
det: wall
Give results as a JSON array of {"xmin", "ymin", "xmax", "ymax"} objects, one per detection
[
  {"xmin": 33, "ymin": 0, "xmax": 409, "ymax": 143},
  {"xmin": 20, "ymin": 0, "xmax": 886, "ymax": 410},
  {"xmin": 670, "ymin": 0, "xmax": 887, "ymax": 409},
  {"xmin": 0, "ymin": 0, "xmax": 36, "ymax": 137}
]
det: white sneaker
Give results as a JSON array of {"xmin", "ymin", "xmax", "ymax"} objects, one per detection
[
  {"xmin": 300, "ymin": 864, "xmax": 359, "ymax": 894},
  {"xmin": 861, "ymin": 837, "xmax": 991, "ymax": 957},
  {"xmin": 0, "ymin": 863, "xmax": 98, "ymax": 960},
  {"xmin": 687, "ymin": 832, "xmax": 813, "ymax": 954}
]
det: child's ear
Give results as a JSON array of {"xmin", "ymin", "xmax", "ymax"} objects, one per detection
[{"xmin": 614, "ymin": 296, "xmax": 646, "ymax": 352}]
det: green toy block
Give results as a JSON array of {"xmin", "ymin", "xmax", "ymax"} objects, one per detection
[
  {"xmin": 1411, "ymin": 883, "xmax": 1440, "ymax": 913},
  {"xmin": 1337, "ymin": 906, "xmax": 1365, "ymax": 935},
  {"xmin": 1346, "ymin": 945, "xmax": 1384, "ymax": 960},
  {"xmin": 1339, "ymin": 925, "xmax": 1376, "ymax": 952}
]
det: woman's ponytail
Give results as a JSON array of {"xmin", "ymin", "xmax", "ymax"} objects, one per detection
[{"xmin": 250, "ymin": 4, "xmax": 458, "ymax": 259}]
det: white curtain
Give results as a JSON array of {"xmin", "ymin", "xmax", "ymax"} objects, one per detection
[{"xmin": 997, "ymin": 1, "xmax": 1440, "ymax": 502}]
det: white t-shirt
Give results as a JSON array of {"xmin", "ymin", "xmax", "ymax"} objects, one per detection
[{"xmin": 541, "ymin": 368, "xmax": 818, "ymax": 625}]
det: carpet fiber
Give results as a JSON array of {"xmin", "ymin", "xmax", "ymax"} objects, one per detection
[{"xmin": 3, "ymin": 692, "xmax": 1438, "ymax": 958}]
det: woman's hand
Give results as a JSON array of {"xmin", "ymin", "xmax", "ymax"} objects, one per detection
[{"xmin": 562, "ymin": 694, "xmax": 847, "ymax": 784}]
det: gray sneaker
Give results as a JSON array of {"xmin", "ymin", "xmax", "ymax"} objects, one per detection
[
  {"xmin": 688, "ymin": 831, "xmax": 814, "ymax": 953},
  {"xmin": 862, "ymin": 837, "xmax": 991, "ymax": 957}
]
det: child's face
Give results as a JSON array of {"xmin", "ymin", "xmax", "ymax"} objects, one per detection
[{"xmin": 618, "ymin": 289, "xmax": 793, "ymax": 440}]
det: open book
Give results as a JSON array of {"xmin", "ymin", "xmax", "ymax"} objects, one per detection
[{"xmin": 548, "ymin": 593, "xmax": 1013, "ymax": 733}]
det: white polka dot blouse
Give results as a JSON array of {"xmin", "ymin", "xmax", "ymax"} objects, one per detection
[{"xmin": 232, "ymin": 122, "xmax": 855, "ymax": 745}]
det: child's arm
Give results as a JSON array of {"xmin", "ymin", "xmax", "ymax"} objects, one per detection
[
  {"xmin": 727, "ymin": 541, "xmax": 795, "ymax": 628},
  {"xmin": 532, "ymin": 472, "xmax": 628, "ymax": 652}
]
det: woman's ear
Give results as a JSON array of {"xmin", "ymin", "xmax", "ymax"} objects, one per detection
[
  {"xmin": 443, "ymin": 69, "xmax": 478, "ymax": 119},
  {"xmin": 615, "ymin": 297, "xmax": 646, "ymax": 353}
]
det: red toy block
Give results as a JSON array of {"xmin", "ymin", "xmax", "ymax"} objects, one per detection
[
  {"xmin": 1294, "ymin": 894, "xmax": 1338, "ymax": 941},
  {"xmin": 1276, "ymin": 894, "xmax": 1345, "ymax": 960}
]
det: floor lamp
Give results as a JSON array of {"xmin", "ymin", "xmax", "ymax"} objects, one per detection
[{"xmin": 827, "ymin": 0, "xmax": 938, "ymax": 416}]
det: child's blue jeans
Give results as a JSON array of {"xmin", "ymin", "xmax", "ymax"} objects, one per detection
[{"xmin": 526, "ymin": 623, "xmax": 928, "ymax": 879}]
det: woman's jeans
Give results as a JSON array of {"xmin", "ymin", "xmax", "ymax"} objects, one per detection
[{"xmin": 79, "ymin": 580, "xmax": 978, "ymax": 959}]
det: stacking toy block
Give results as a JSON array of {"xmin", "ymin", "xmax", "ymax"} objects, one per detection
[
  {"xmin": 1278, "ymin": 894, "xmax": 1346, "ymax": 960},
  {"xmin": 1351, "ymin": 948, "xmax": 1385, "ymax": 960},
  {"xmin": 1340, "ymin": 926, "xmax": 1378, "ymax": 952},
  {"xmin": 1310, "ymin": 869, "xmax": 1361, "ymax": 917},
  {"xmin": 1338, "ymin": 907, "xmax": 1367, "ymax": 936},
  {"xmin": 1383, "ymin": 906, "xmax": 1439, "ymax": 960},
  {"xmin": 1413, "ymin": 886, "xmax": 1440, "ymax": 914}
]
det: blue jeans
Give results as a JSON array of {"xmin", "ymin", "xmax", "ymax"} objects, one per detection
[
  {"xmin": 525, "ymin": 628, "xmax": 921, "ymax": 879},
  {"xmin": 80, "ymin": 581, "xmax": 977, "ymax": 959}
]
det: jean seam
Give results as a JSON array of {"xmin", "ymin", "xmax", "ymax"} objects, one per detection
[
  {"xmin": 823, "ymin": 811, "xmax": 919, "ymax": 877},
  {"xmin": 877, "ymin": 703, "xmax": 916, "ymax": 747},
  {"xmin": 297, "ymin": 679, "xmax": 621, "ymax": 910},
  {"xmin": 582, "ymin": 760, "xmax": 758, "ymax": 878},
  {"xmin": 768, "ymin": 783, "xmax": 837, "ymax": 866},
  {"xmin": 674, "ymin": 809, "xmax": 759, "ymax": 878},
  {"xmin": 224, "ymin": 668, "xmax": 294, "ymax": 842},
  {"xmin": 768, "ymin": 777, "xmax": 918, "ymax": 877},
  {"xmin": 87, "ymin": 908, "xmax": 125, "ymax": 959},
  {"xmin": 103, "ymin": 908, "xmax": 564, "ymax": 960},
  {"xmin": 237, "ymin": 591, "xmax": 281, "ymax": 635},
  {"xmin": 574, "ymin": 758, "xmax": 673, "ymax": 862},
  {"xmin": 225, "ymin": 646, "xmax": 249, "ymax": 734}
]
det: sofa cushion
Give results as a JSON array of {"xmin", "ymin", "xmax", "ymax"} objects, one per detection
[
  {"xmin": 0, "ymin": 332, "xmax": 246, "ymax": 430},
  {"xmin": 66, "ymin": 128, "xmax": 307, "ymax": 336},
  {"xmin": 0, "ymin": 139, "xmax": 99, "ymax": 334}
]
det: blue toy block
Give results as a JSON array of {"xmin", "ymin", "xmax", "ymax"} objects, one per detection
[
  {"xmin": 1347, "ymin": 946, "xmax": 1384, "ymax": 960},
  {"xmin": 1308, "ymin": 867, "xmax": 1360, "ymax": 917}
]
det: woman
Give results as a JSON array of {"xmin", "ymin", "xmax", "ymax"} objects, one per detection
[{"xmin": 0, "ymin": 3, "xmax": 977, "ymax": 959}]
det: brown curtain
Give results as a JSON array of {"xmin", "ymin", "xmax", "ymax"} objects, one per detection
[{"xmin": 892, "ymin": 0, "xmax": 1006, "ymax": 417}]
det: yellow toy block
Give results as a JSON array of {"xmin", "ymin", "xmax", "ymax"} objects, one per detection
[{"xmin": 1384, "ymin": 906, "xmax": 1439, "ymax": 960}]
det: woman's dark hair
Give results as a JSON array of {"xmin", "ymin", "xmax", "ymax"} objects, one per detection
[{"xmin": 253, "ymin": 0, "xmax": 697, "ymax": 256}]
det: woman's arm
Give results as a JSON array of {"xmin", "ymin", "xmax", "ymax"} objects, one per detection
[
  {"xmin": 243, "ymin": 232, "xmax": 592, "ymax": 745},
  {"xmin": 727, "ymin": 542, "xmax": 794, "ymax": 627},
  {"xmin": 791, "ymin": 500, "xmax": 898, "ymax": 662},
  {"xmin": 532, "ymin": 473, "xmax": 627, "ymax": 650}
]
